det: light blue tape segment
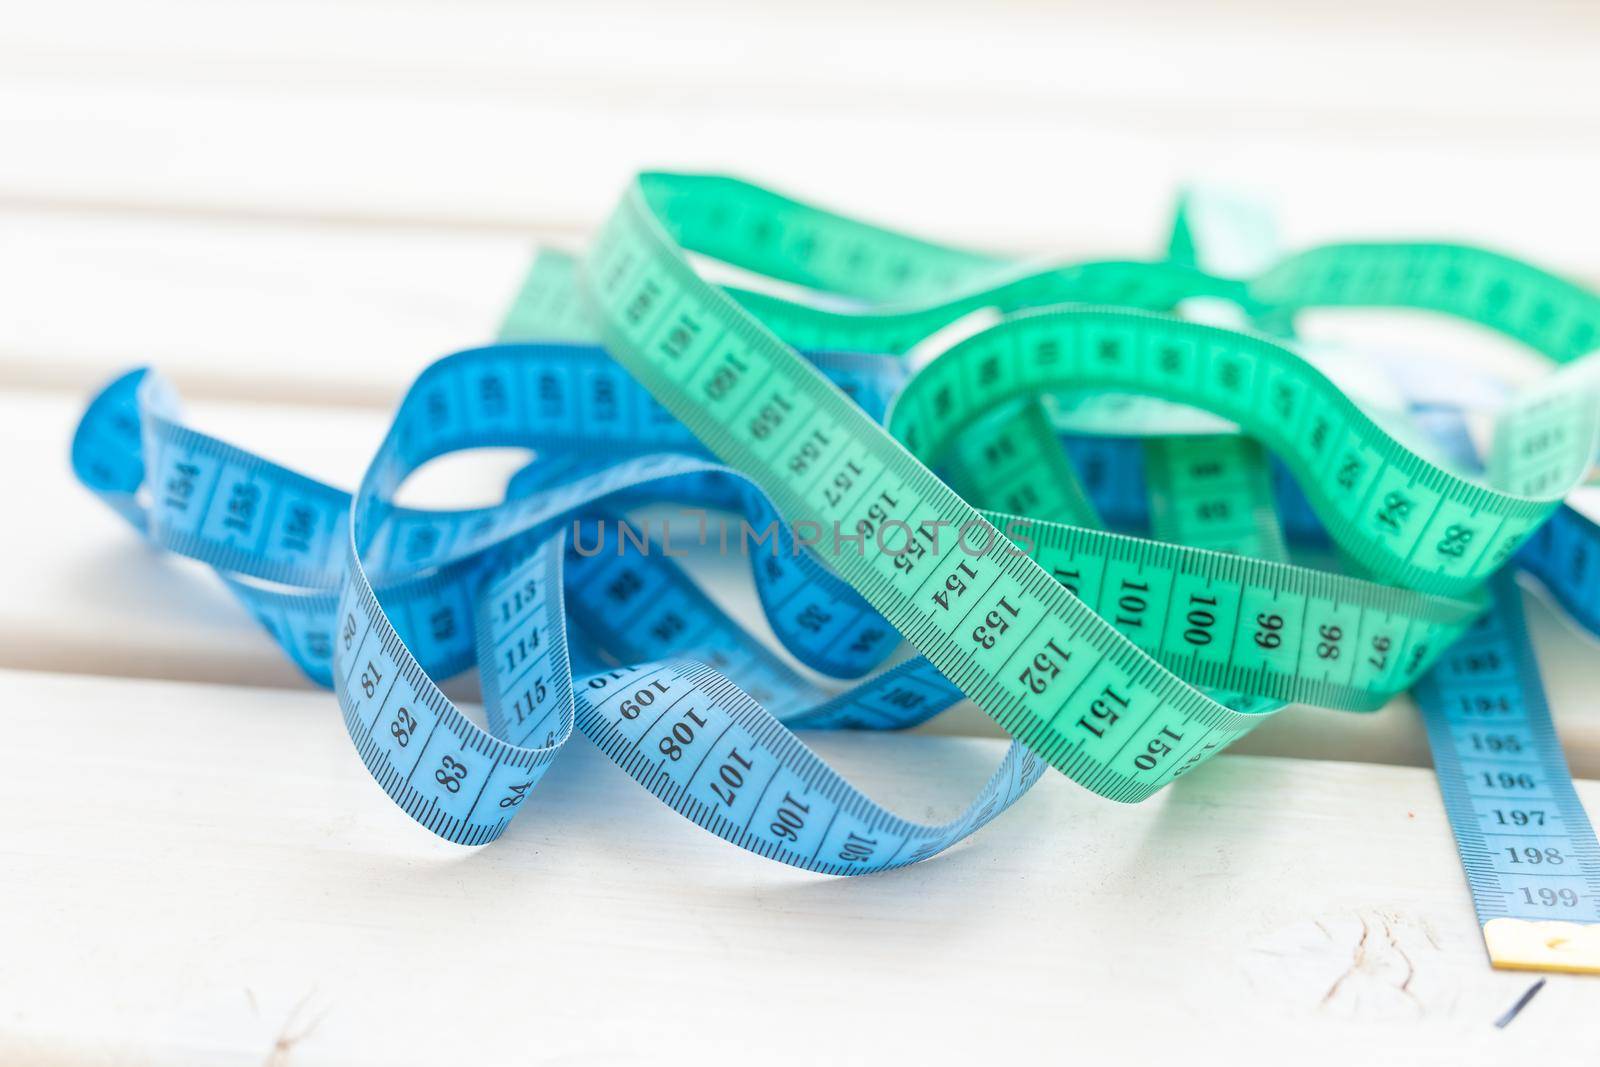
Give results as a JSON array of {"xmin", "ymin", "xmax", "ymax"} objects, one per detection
[
  {"xmin": 1409, "ymin": 408, "xmax": 1600, "ymax": 925},
  {"xmin": 72, "ymin": 342, "xmax": 1050, "ymax": 873},
  {"xmin": 1415, "ymin": 576, "xmax": 1600, "ymax": 924}
]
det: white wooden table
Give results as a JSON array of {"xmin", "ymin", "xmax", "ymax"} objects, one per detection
[{"xmin": 4, "ymin": 3, "xmax": 1599, "ymax": 1062}]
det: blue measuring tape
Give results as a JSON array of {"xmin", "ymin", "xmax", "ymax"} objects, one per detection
[{"xmin": 1391, "ymin": 406, "xmax": 1600, "ymax": 969}]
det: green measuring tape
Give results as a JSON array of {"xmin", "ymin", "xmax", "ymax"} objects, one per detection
[{"xmin": 583, "ymin": 172, "xmax": 1597, "ymax": 801}]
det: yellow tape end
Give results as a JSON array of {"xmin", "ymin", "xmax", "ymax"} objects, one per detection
[{"xmin": 1483, "ymin": 918, "xmax": 1600, "ymax": 975}]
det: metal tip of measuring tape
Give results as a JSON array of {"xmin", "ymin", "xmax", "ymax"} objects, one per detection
[{"xmin": 1484, "ymin": 918, "xmax": 1600, "ymax": 975}]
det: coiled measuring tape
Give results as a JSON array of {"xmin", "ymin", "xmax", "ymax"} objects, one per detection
[{"xmin": 69, "ymin": 173, "xmax": 1600, "ymax": 964}]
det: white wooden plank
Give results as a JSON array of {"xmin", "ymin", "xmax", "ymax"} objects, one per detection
[
  {"xmin": 6, "ymin": 1, "xmax": 1596, "ymax": 128},
  {"xmin": 0, "ymin": 210, "xmax": 537, "ymax": 402},
  {"xmin": 2, "ymin": 209, "xmax": 1597, "ymax": 405},
  {"xmin": 10, "ymin": 389, "xmax": 1600, "ymax": 772},
  {"xmin": 3, "ymin": 75, "xmax": 1598, "ymax": 274},
  {"xmin": 1, "ymin": 668, "xmax": 1593, "ymax": 1065}
]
